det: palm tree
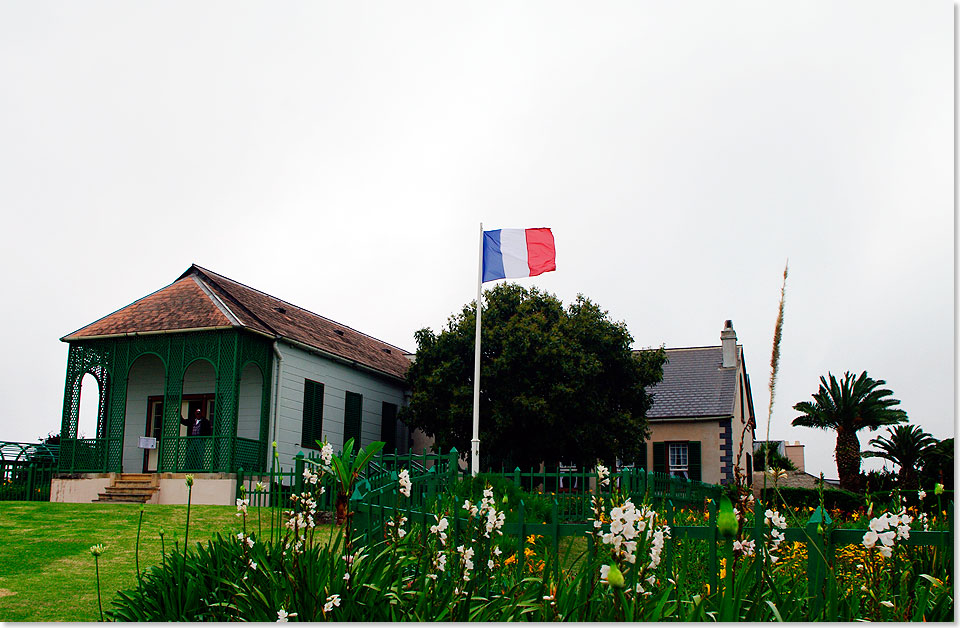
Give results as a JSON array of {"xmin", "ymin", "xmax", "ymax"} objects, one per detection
[
  {"xmin": 792, "ymin": 371, "xmax": 907, "ymax": 492},
  {"xmin": 863, "ymin": 424, "xmax": 935, "ymax": 490}
]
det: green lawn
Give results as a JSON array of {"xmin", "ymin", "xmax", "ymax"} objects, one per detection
[{"xmin": 0, "ymin": 501, "xmax": 335, "ymax": 622}]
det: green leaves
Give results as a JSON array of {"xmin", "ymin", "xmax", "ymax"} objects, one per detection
[{"xmin": 400, "ymin": 283, "xmax": 665, "ymax": 470}]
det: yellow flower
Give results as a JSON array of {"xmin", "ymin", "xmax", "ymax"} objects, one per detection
[
  {"xmin": 504, "ymin": 554, "xmax": 517, "ymax": 566},
  {"xmin": 526, "ymin": 534, "xmax": 538, "ymax": 544}
]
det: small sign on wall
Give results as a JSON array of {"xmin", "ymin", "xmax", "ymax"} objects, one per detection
[{"xmin": 138, "ymin": 437, "xmax": 157, "ymax": 449}]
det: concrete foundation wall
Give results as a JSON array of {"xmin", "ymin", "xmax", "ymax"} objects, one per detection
[
  {"xmin": 51, "ymin": 473, "xmax": 237, "ymax": 505},
  {"xmin": 51, "ymin": 474, "xmax": 113, "ymax": 503}
]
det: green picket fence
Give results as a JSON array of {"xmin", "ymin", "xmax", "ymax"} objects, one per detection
[{"xmin": 348, "ymin": 461, "xmax": 953, "ymax": 608}]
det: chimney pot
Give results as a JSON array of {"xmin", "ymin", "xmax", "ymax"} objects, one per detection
[{"xmin": 721, "ymin": 319, "xmax": 737, "ymax": 368}]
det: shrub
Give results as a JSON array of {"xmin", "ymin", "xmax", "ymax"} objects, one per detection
[{"xmin": 759, "ymin": 486, "xmax": 861, "ymax": 513}]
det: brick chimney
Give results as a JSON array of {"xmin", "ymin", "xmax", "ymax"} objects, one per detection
[{"xmin": 721, "ymin": 319, "xmax": 737, "ymax": 368}]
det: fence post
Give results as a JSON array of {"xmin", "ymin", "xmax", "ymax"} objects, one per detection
[
  {"xmin": 236, "ymin": 467, "xmax": 245, "ymax": 501},
  {"xmin": 513, "ymin": 467, "xmax": 521, "ymax": 488},
  {"xmin": 517, "ymin": 499, "xmax": 526, "ymax": 577},
  {"xmin": 448, "ymin": 447, "xmax": 458, "ymax": 490},
  {"xmin": 552, "ymin": 499, "xmax": 560, "ymax": 582},
  {"xmin": 294, "ymin": 452, "xmax": 304, "ymax": 496},
  {"xmin": 664, "ymin": 499, "xmax": 675, "ymax": 576},
  {"xmin": 26, "ymin": 464, "xmax": 36, "ymax": 501},
  {"xmin": 806, "ymin": 507, "xmax": 831, "ymax": 616},
  {"xmin": 708, "ymin": 498, "xmax": 718, "ymax": 592},
  {"xmin": 754, "ymin": 497, "xmax": 765, "ymax": 583}
]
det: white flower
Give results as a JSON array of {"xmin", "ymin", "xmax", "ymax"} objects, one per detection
[
  {"xmin": 323, "ymin": 594, "xmax": 341, "ymax": 613},
  {"xmin": 488, "ymin": 559, "xmax": 495, "ymax": 569},
  {"xmin": 600, "ymin": 564, "xmax": 610, "ymax": 583},
  {"xmin": 862, "ymin": 530, "xmax": 879, "ymax": 550},
  {"xmin": 877, "ymin": 530, "xmax": 897, "ymax": 547},
  {"xmin": 918, "ymin": 489, "xmax": 927, "ymax": 500},
  {"xmin": 320, "ymin": 442, "xmax": 334, "ymax": 466},
  {"xmin": 878, "ymin": 545, "xmax": 893, "ymax": 558},
  {"xmin": 880, "ymin": 600, "xmax": 895, "ymax": 609},
  {"xmin": 398, "ymin": 469, "xmax": 412, "ymax": 498},
  {"xmin": 734, "ymin": 539, "xmax": 756, "ymax": 556},
  {"xmin": 343, "ymin": 572, "xmax": 350, "ymax": 581},
  {"xmin": 597, "ymin": 464, "xmax": 611, "ymax": 486},
  {"xmin": 277, "ymin": 608, "xmax": 297, "ymax": 622}
]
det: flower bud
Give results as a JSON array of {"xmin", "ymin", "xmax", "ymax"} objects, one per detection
[
  {"xmin": 606, "ymin": 563, "xmax": 625, "ymax": 589},
  {"xmin": 185, "ymin": 474, "xmax": 194, "ymax": 487},
  {"xmin": 935, "ymin": 483, "xmax": 944, "ymax": 496},
  {"xmin": 717, "ymin": 497, "xmax": 737, "ymax": 539},
  {"xmin": 89, "ymin": 544, "xmax": 104, "ymax": 557}
]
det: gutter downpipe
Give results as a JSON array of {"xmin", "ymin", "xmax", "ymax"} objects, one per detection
[{"xmin": 271, "ymin": 340, "xmax": 283, "ymax": 456}]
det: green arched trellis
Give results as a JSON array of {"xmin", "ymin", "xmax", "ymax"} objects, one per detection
[{"xmin": 59, "ymin": 329, "xmax": 272, "ymax": 474}]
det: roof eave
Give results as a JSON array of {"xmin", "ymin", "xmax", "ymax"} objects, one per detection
[{"xmin": 61, "ymin": 325, "xmax": 276, "ymax": 343}]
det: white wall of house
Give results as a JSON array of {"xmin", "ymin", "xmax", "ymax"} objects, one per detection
[
  {"xmin": 122, "ymin": 354, "xmax": 165, "ymax": 472},
  {"xmin": 269, "ymin": 342, "xmax": 407, "ymax": 469},
  {"xmin": 730, "ymin": 366, "xmax": 754, "ymax": 479},
  {"xmin": 237, "ymin": 363, "xmax": 264, "ymax": 440}
]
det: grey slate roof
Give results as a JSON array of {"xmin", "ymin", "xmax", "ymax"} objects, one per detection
[{"xmin": 644, "ymin": 346, "xmax": 740, "ymax": 419}]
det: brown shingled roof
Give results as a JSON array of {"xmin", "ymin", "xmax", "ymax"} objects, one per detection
[
  {"xmin": 62, "ymin": 276, "xmax": 234, "ymax": 339},
  {"xmin": 63, "ymin": 265, "xmax": 411, "ymax": 381}
]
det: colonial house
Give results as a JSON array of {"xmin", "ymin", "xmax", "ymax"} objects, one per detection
[
  {"xmin": 54, "ymin": 264, "xmax": 414, "ymax": 504},
  {"xmin": 637, "ymin": 320, "xmax": 756, "ymax": 485}
]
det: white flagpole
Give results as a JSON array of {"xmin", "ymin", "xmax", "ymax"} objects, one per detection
[{"xmin": 471, "ymin": 222, "xmax": 483, "ymax": 476}]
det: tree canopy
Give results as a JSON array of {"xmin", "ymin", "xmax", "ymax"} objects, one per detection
[{"xmin": 399, "ymin": 283, "xmax": 666, "ymax": 471}]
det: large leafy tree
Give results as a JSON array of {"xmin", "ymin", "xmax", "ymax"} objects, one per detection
[
  {"xmin": 863, "ymin": 424, "xmax": 935, "ymax": 490},
  {"xmin": 792, "ymin": 371, "xmax": 907, "ymax": 492},
  {"xmin": 399, "ymin": 283, "xmax": 666, "ymax": 471}
]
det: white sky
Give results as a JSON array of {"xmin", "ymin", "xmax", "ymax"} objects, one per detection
[{"xmin": 0, "ymin": 1, "xmax": 953, "ymax": 480}]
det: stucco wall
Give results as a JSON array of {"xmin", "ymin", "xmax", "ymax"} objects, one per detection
[
  {"xmin": 643, "ymin": 420, "xmax": 723, "ymax": 485},
  {"xmin": 270, "ymin": 342, "xmax": 408, "ymax": 468}
]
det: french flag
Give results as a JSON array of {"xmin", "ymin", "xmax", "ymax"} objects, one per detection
[{"xmin": 482, "ymin": 228, "xmax": 556, "ymax": 283}]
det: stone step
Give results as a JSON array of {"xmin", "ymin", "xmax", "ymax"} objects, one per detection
[
  {"xmin": 95, "ymin": 492, "xmax": 150, "ymax": 503},
  {"xmin": 94, "ymin": 473, "xmax": 160, "ymax": 503}
]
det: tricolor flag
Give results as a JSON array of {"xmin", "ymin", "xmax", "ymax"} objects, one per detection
[{"xmin": 481, "ymin": 228, "xmax": 556, "ymax": 282}]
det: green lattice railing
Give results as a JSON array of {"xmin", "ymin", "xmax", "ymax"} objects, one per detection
[{"xmin": 235, "ymin": 438, "xmax": 264, "ymax": 473}]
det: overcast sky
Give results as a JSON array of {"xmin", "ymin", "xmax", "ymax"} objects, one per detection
[{"xmin": 0, "ymin": 1, "xmax": 953, "ymax": 480}]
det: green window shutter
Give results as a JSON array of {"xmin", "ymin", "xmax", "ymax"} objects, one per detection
[
  {"xmin": 344, "ymin": 391, "xmax": 363, "ymax": 447},
  {"xmin": 300, "ymin": 379, "xmax": 324, "ymax": 450},
  {"xmin": 638, "ymin": 440, "xmax": 648, "ymax": 471},
  {"xmin": 652, "ymin": 442, "xmax": 666, "ymax": 475},
  {"xmin": 688, "ymin": 441, "xmax": 702, "ymax": 482},
  {"xmin": 381, "ymin": 402, "xmax": 398, "ymax": 453}
]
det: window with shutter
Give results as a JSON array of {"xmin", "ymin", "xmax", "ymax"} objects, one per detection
[
  {"xmin": 652, "ymin": 442, "xmax": 666, "ymax": 474},
  {"xmin": 344, "ymin": 391, "xmax": 363, "ymax": 446},
  {"xmin": 688, "ymin": 441, "xmax": 702, "ymax": 482},
  {"xmin": 381, "ymin": 402, "xmax": 398, "ymax": 453},
  {"xmin": 300, "ymin": 379, "xmax": 324, "ymax": 450}
]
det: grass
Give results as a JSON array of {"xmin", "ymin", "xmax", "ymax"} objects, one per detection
[{"xmin": 0, "ymin": 501, "xmax": 336, "ymax": 622}]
